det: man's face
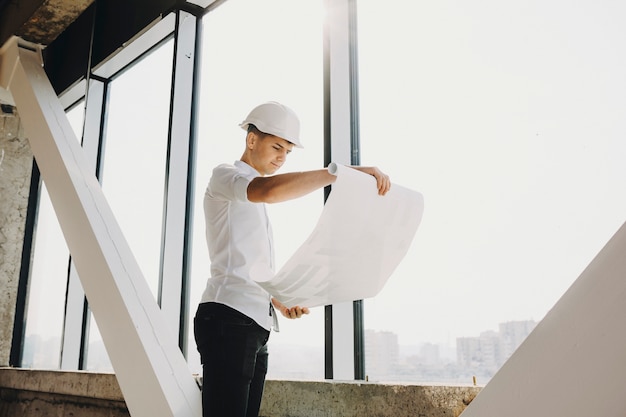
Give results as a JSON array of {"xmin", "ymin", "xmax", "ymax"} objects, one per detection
[{"xmin": 246, "ymin": 133, "xmax": 294, "ymax": 176}]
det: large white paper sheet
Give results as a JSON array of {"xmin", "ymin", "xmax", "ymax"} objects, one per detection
[{"xmin": 254, "ymin": 163, "xmax": 424, "ymax": 308}]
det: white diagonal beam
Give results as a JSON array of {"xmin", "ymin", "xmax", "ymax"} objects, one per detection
[
  {"xmin": 0, "ymin": 37, "xmax": 201, "ymax": 417},
  {"xmin": 461, "ymin": 219, "xmax": 626, "ymax": 417}
]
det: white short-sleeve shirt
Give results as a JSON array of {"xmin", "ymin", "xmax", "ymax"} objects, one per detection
[{"xmin": 200, "ymin": 160, "xmax": 274, "ymax": 330}]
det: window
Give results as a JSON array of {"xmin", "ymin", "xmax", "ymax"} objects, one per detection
[
  {"xmin": 84, "ymin": 39, "xmax": 174, "ymax": 370},
  {"xmin": 357, "ymin": 0, "xmax": 626, "ymax": 383},
  {"xmin": 21, "ymin": 104, "xmax": 84, "ymax": 368},
  {"xmin": 188, "ymin": 0, "xmax": 325, "ymax": 379}
]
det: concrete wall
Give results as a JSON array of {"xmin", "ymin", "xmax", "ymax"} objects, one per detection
[
  {"xmin": 0, "ymin": 368, "xmax": 481, "ymax": 417},
  {"xmin": 0, "ymin": 103, "xmax": 32, "ymax": 367}
]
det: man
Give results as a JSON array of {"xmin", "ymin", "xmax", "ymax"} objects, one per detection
[{"xmin": 194, "ymin": 101, "xmax": 390, "ymax": 416}]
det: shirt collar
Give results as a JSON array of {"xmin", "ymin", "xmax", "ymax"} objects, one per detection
[{"xmin": 235, "ymin": 160, "xmax": 261, "ymax": 177}]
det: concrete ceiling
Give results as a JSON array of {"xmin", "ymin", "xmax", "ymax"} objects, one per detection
[
  {"xmin": 1, "ymin": 0, "xmax": 224, "ymax": 101},
  {"xmin": 1, "ymin": 0, "xmax": 96, "ymax": 106},
  {"xmin": 1, "ymin": 0, "xmax": 229, "ymax": 104},
  {"xmin": 0, "ymin": 0, "xmax": 95, "ymax": 48}
]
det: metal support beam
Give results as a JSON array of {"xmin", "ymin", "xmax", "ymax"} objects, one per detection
[{"xmin": 0, "ymin": 37, "xmax": 201, "ymax": 417}]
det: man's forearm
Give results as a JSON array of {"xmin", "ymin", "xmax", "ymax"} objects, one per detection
[{"xmin": 247, "ymin": 169, "xmax": 336, "ymax": 203}]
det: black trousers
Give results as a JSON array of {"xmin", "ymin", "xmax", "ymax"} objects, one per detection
[{"xmin": 194, "ymin": 302, "xmax": 270, "ymax": 417}]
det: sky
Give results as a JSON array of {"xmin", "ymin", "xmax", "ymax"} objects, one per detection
[
  {"xmin": 354, "ymin": 0, "xmax": 626, "ymax": 347},
  {"xmin": 21, "ymin": 0, "xmax": 626, "ymax": 373}
]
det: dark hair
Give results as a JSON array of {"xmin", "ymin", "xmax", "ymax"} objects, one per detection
[{"xmin": 247, "ymin": 124, "xmax": 268, "ymax": 138}]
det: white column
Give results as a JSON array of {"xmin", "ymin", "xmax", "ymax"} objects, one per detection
[{"xmin": 325, "ymin": 0, "xmax": 358, "ymax": 380}]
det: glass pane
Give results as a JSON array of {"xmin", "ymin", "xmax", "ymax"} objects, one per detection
[
  {"xmin": 189, "ymin": 0, "xmax": 325, "ymax": 379},
  {"xmin": 85, "ymin": 313, "xmax": 112, "ymax": 371},
  {"xmin": 357, "ymin": 0, "xmax": 626, "ymax": 384},
  {"xmin": 100, "ymin": 41, "xmax": 173, "ymax": 298},
  {"xmin": 22, "ymin": 185, "xmax": 69, "ymax": 368},
  {"xmin": 22, "ymin": 104, "xmax": 84, "ymax": 368},
  {"xmin": 85, "ymin": 39, "xmax": 174, "ymax": 371}
]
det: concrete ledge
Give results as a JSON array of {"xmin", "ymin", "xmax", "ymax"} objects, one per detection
[
  {"xmin": 0, "ymin": 368, "xmax": 481, "ymax": 417},
  {"xmin": 261, "ymin": 380, "xmax": 480, "ymax": 417},
  {"xmin": 0, "ymin": 368, "xmax": 129, "ymax": 417},
  {"xmin": 0, "ymin": 368, "xmax": 124, "ymax": 400}
]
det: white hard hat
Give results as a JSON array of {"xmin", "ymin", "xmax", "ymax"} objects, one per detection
[{"xmin": 239, "ymin": 101, "xmax": 303, "ymax": 148}]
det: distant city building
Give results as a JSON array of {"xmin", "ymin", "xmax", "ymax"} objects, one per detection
[
  {"xmin": 358, "ymin": 321, "xmax": 536, "ymax": 383},
  {"xmin": 365, "ymin": 329, "xmax": 399, "ymax": 378},
  {"xmin": 457, "ymin": 320, "xmax": 537, "ymax": 371},
  {"xmin": 499, "ymin": 320, "xmax": 537, "ymax": 359},
  {"xmin": 419, "ymin": 342, "xmax": 441, "ymax": 365}
]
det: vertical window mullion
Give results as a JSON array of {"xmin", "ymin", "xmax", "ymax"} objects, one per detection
[
  {"xmin": 159, "ymin": 10, "xmax": 201, "ymax": 352},
  {"xmin": 9, "ymin": 160, "xmax": 40, "ymax": 368},
  {"xmin": 60, "ymin": 78, "xmax": 107, "ymax": 370},
  {"xmin": 324, "ymin": 0, "xmax": 363, "ymax": 381},
  {"xmin": 348, "ymin": 0, "xmax": 365, "ymax": 381}
]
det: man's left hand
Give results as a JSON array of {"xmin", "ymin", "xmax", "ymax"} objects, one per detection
[{"xmin": 272, "ymin": 298, "xmax": 310, "ymax": 319}]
